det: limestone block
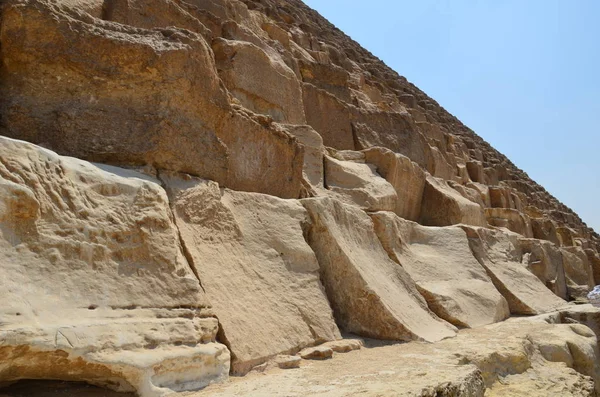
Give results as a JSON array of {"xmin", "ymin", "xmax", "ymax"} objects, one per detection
[
  {"xmin": 323, "ymin": 155, "xmax": 397, "ymax": 212},
  {"xmin": 213, "ymin": 38, "xmax": 305, "ymax": 124},
  {"xmin": 371, "ymin": 212, "xmax": 509, "ymax": 328},
  {"xmin": 0, "ymin": 137, "xmax": 227, "ymax": 396},
  {"xmin": 363, "ymin": 147, "xmax": 426, "ymax": 221},
  {"xmin": 163, "ymin": 175, "xmax": 340, "ymax": 374},
  {"xmin": 462, "ymin": 226, "xmax": 567, "ymax": 315},
  {"xmin": 301, "ymin": 197, "xmax": 457, "ymax": 343},
  {"xmin": 420, "ymin": 175, "xmax": 487, "ymax": 227},
  {"xmin": 518, "ymin": 238, "xmax": 568, "ymax": 300},
  {"xmin": 485, "ymin": 208, "xmax": 534, "ymax": 238}
]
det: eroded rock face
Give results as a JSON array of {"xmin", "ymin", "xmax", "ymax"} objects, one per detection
[
  {"xmin": 420, "ymin": 175, "xmax": 487, "ymax": 227},
  {"xmin": 363, "ymin": 147, "xmax": 426, "ymax": 221},
  {"xmin": 462, "ymin": 226, "xmax": 568, "ymax": 315},
  {"xmin": 301, "ymin": 197, "xmax": 457, "ymax": 343},
  {"xmin": 0, "ymin": 0, "xmax": 304, "ymax": 199},
  {"xmin": 163, "ymin": 175, "xmax": 340, "ymax": 375},
  {"xmin": 0, "ymin": 137, "xmax": 228, "ymax": 395},
  {"xmin": 2, "ymin": 0, "xmax": 600, "ymax": 394},
  {"xmin": 371, "ymin": 212, "xmax": 510, "ymax": 328}
]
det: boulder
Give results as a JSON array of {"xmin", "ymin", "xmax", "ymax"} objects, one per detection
[
  {"xmin": 0, "ymin": 137, "xmax": 228, "ymax": 396},
  {"xmin": 163, "ymin": 175, "xmax": 340, "ymax": 375},
  {"xmin": 462, "ymin": 226, "xmax": 567, "ymax": 315},
  {"xmin": 301, "ymin": 197, "xmax": 457, "ymax": 342},
  {"xmin": 371, "ymin": 212, "xmax": 509, "ymax": 328},
  {"xmin": 363, "ymin": 147, "xmax": 426, "ymax": 221},
  {"xmin": 420, "ymin": 175, "xmax": 487, "ymax": 227},
  {"xmin": 321, "ymin": 339, "xmax": 363, "ymax": 353},
  {"xmin": 299, "ymin": 346, "xmax": 333, "ymax": 360}
]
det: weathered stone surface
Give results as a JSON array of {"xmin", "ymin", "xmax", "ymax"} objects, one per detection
[
  {"xmin": 371, "ymin": 212, "xmax": 509, "ymax": 328},
  {"xmin": 298, "ymin": 346, "xmax": 333, "ymax": 360},
  {"xmin": 562, "ymin": 246, "xmax": 595, "ymax": 289},
  {"xmin": 486, "ymin": 207, "xmax": 534, "ymax": 238},
  {"xmin": 301, "ymin": 197, "xmax": 457, "ymax": 342},
  {"xmin": 273, "ymin": 355, "xmax": 301, "ymax": 369},
  {"xmin": 363, "ymin": 147, "xmax": 426, "ymax": 221},
  {"xmin": 420, "ymin": 175, "xmax": 487, "ymax": 227},
  {"xmin": 213, "ymin": 39, "xmax": 305, "ymax": 124},
  {"xmin": 323, "ymin": 154, "xmax": 397, "ymax": 212},
  {"xmin": 518, "ymin": 238, "xmax": 569, "ymax": 300},
  {"xmin": 2, "ymin": 0, "xmax": 600, "ymax": 395},
  {"xmin": 321, "ymin": 339, "xmax": 363, "ymax": 353},
  {"xmin": 195, "ymin": 314, "xmax": 600, "ymax": 397},
  {"xmin": 462, "ymin": 226, "xmax": 568, "ymax": 315},
  {"xmin": 0, "ymin": 0, "xmax": 304, "ymax": 199},
  {"xmin": 0, "ymin": 137, "xmax": 228, "ymax": 395},
  {"xmin": 281, "ymin": 124, "xmax": 326, "ymax": 195},
  {"xmin": 163, "ymin": 175, "xmax": 340, "ymax": 375}
]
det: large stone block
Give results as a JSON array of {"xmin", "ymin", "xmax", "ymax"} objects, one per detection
[
  {"xmin": 163, "ymin": 175, "xmax": 340, "ymax": 374},
  {"xmin": 420, "ymin": 175, "xmax": 487, "ymax": 227},
  {"xmin": 371, "ymin": 212, "xmax": 509, "ymax": 328},
  {"xmin": 0, "ymin": 0, "xmax": 304, "ymax": 198},
  {"xmin": 363, "ymin": 147, "xmax": 426, "ymax": 221},
  {"xmin": 323, "ymin": 154, "xmax": 397, "ymax": 212},
  {"xmin": 462, "ymin": 226, "xmax": 567, "ymax": 315},
  {"xmin": 0, "ymin": 137, "xmax": 227, "ymax": 396},
  {"xmin": 301, "ymin": 197, "xmax": 457, "ymax": 343},
  {"xmin": 213, "ymin": 38, "xmax": 306, "ymax": 124}
]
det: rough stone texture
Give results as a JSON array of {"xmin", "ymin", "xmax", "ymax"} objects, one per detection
[
  {"xmin": 323, "ymin": 154, "xmax": 397, "ymax": 212},
  {"xmin": 2, "ymin": 0, "xmax": 600, "ymax": 395},
  {"xmin": 518, "ymin": 238, "xmax": 569, "ymax": 300},
  {"xmin": 213, "ymin": 38, "xmax": 306, "ymax": 124},
  {"xmin": 462, "ymin": 226, "xmax": 568, "ymax": 315},
  {"xmin": 0, "ymin": 137, "xmax": 228, "ymax": 395},
  {"xmin": 321, "ymin": 339, "xmax": 363, "ymax": 353},
  {"xmin": 371, "ymin": 212, "xmax": 509, "ymax": 328},
  {"xmin": 195, "ymin": 313, "xmax": 600, "ymax": 397},
  {"xmin": 298, "ymin": 346, "xmax": 333, "ymax": 360},
  {"xmin": 363, "ymin": 147, "xmax": 426, "ymax": 221},
  {"xmin": 163, "ymin": 175, "xmax": 341, "ymax": 375},
  {"xmin": 420, "ymin": 175, "xmax": 487, "ymax": 227},
  {"xmin": 0, "ymin": 0, "xmax": 304, "ymax": 199},
  {"xmin": 301, "ymin": 197, "xmax": 457, "ymax": 343}
]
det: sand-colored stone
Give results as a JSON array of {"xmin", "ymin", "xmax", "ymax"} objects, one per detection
[
  {"xmin": 194, "ymin": 314, "xmax": 600, "ymax": 397},
  {"xmin": 163, "ymin": 175, "xmax": 340, "ymax": 375},
  {"xmin": 213, "ymin": 38, "xmax": 305, "ymax": 124},
  {"xmin": 486, "ymin": 207, "xmax": 534, "ymax": 238},
  {"xmin": 0, "ymin": 137, "xmax": 228, "ymax": 396},
  {"xmin": 0, "ymin": 0, "xmax": 304, "ymax": 198},
  {"xmin": 301, "ymin": 197, "xmax": 457, "ymax": 342},
  {"xmin": 281, "ymin": 124, "xmax": 326, "ymax": 194},
  {"xmin": 518, "ymin": 238, "xmax": 569, "ymax": 300},
  {"xmin": 371, "ymin": 212, "xmax": 509, "ymax": 328},
  {"xmin": 363, "ymin": 147, "xmax": 426, "ymax": 221},
  {"xmin": 420, "ymin": 175, "xmax": 487, "ymax": 227},
  {"xmin": 321, "ymin": 339, "xmax": 363, "ymax": 353},
  {"xmin": 462, "ymin": 226, "xmax": 567, "ymax": 315},
  {"xmin": 323, "ymin": 154, "xmax": 397, "ymax": 212},
  {"xmin": 299, "ymin": 346, "xmax": 333, "ymax": 360}
]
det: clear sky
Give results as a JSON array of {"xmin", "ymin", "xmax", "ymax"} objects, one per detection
[{"xmin": 304, "ymin": 0, "xmax": 600, "ymax": 233}]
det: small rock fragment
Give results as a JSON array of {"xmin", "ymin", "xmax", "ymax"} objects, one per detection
[{"xmin": 299, "ymin": 346, "xmax": 333, "ymax": 360}]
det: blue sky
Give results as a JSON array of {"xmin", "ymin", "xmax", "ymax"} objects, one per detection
[{"xmin": 304, "ymin": 0, "xmax": 600, "ymax": 232}]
